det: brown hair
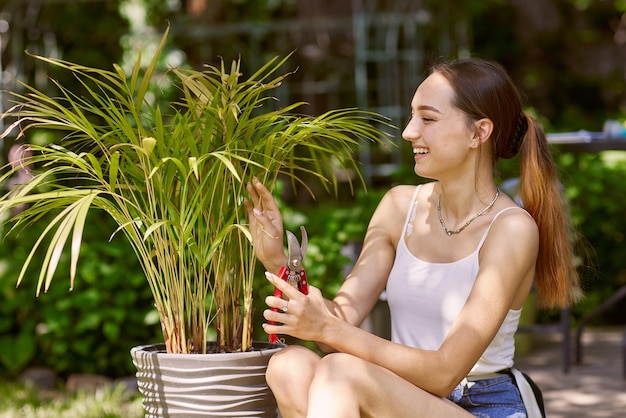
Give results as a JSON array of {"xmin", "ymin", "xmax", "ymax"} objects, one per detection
[{"xmin": 431, "ymin": 58, "xmax": 580, "ymax": 309}]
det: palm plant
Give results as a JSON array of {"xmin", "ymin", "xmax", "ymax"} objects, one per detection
[{"xmin": 0, "ymin": 30, "xmax": 390, "ymax": 354}]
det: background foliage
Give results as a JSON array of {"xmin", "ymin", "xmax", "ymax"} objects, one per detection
[
  {"xmin": 0, "ymin": 213, "xmax": 161, "ymax": 378},
  {"xmin": 0, "ymin": 0, "xmax": 625, "ymax": 378}
]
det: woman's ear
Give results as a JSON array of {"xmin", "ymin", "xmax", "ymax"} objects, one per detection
[{"xmin": 473, "ymin": 118, "xmax": 494, "ymax": 146}]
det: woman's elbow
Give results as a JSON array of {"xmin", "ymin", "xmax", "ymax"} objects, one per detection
[
  {"xmin": 430, "ymin": 382, "xmax": 458, "ymax": 398},
  {"xmin": 425, "ymin": 381, "xmax": 456, "ymax": 398},
  {"xmin": 421, "ymin": 371, "xmax": 464, "ymax": 398}
]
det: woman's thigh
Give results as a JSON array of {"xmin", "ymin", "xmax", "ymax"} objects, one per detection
[{"xmin": 307, "ymin": 353, "xmax": 473, "ymax": 418}]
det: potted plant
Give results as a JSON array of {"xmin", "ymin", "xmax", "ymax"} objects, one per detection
[{"xmin": 0, "ymin": 28, "xmax": 390, "ymax": 416}]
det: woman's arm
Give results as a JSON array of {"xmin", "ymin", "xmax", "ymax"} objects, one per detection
[
  {"xmin": 323, "ymin": 186, "xmax": 412, "ymax": 327},
  {"xmin": 314, "ymin": 186, "xmax": 415, "ymax": 351}
]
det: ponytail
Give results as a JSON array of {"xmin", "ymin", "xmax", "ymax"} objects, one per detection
[{"xmin": 518, "ymin": 114, "xmax": 581, "ymax": 309}]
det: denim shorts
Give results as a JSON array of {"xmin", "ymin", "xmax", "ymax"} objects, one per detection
[{"xmin": 446, "ymin": 374, "xmax": 527, "ymax": 418}]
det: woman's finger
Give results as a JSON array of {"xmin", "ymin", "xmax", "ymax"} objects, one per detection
[
  {"xmin": 250, "ymin": 177, "xmax": 281, "ymax": 212},
  {"xmin": 264, "ymin": 306, "xmax": 286, "ymax": 320},
  {"xmin": 265, "ymin": 295, "xmax": 290, "ymax": 310},
  {"xmin": 261, "ymin": 320, "xmax": 286, "ymax": 336},
  {"xmin": 265, "ymin": 271, "xmax": 304, "ymax": 300},
  {"xmin": 246, "ymin": 181, "xmax": 263, "ymax": 208}
]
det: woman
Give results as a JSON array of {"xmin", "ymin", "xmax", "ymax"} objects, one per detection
[{"xmin": 245, "ymin": 58, "xmax": 579, "ymax": 418}]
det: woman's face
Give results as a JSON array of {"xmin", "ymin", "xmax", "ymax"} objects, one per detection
[{"xmin": 402, "ymin": 72, "xmax": 476, "ymax": 179}]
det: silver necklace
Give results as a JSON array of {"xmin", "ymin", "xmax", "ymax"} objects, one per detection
[{"xmin": 437, "ymin": 189, "xmax": 500, "ymax": 236}]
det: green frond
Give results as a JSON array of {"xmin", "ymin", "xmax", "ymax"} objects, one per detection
[{"xmin": 135, "ymin": 27, "xmax": 169, "ymax": 113}]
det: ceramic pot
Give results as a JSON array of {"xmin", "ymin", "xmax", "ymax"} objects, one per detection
[{"xmin": 131, "ymin": 342, "xmax": 282, "ymax": 417}]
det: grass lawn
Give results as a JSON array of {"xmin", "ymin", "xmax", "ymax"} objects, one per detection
[{"xmin": 0, "ymin": 380, "xmax": 144, "ymax": 418}]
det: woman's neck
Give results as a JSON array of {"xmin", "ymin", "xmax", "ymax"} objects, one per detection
[{"xmin": 436, "ymin": 180, "xmax": 499, "ymax": 226}]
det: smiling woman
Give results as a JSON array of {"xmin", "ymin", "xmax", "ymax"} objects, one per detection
[{"xmin": 245, "ymin": 57, "xmax": 579, "ymax": 418}]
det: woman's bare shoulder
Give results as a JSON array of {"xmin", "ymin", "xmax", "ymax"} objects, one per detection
[
  {"xmin": 370, "ymin": 183, "xmax": 434, "ymax": 236},
  {"xmin": 381, "ymin": 182, "xmax": 434, "ymax": 204},
  {"xmin": 494, "ymin": 204, "xmax": 537, "ymax": 231},
  {"xmin": 486, "ymin": 204, "xmax": 539, "ymax": 251}
]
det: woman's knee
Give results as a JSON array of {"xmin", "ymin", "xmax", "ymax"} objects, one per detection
[
  {"xmin": 306, "ymin": 354, "xmax": 367, "ymax": 416},
  {"xmin": 266, "ymin": 345, "xmax": 319, "ymax": 390},
  {"xmin": 312, "ymin": 352, "xmax": 364, "ymax": 389}
]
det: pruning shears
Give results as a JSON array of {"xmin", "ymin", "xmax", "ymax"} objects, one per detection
[{"xmin": 268, "ymin": 225, "xmax": 309, "ymax": 344}]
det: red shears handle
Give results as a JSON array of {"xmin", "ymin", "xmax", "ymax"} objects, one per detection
[{"xmin": 268, "ymin": 266, "xmax": 308, "ymax": 344}]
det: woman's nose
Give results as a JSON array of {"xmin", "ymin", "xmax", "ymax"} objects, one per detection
[{"xmin": 402, "ymin": 119, "xmax": 419, "ymax": 141}]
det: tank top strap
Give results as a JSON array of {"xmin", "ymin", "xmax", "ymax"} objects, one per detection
[
  {"xmin": 476, "ymin": 205, "xmax": 532, "ymax": 250},
  {"xmin": 402, "ymin": 184, "xmax": 423, "ymax": 239}
]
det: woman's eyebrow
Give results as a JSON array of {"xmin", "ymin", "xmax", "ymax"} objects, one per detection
[{"xmin": 416, "ymin": 105, "xmax": 442, "ymax": 113}]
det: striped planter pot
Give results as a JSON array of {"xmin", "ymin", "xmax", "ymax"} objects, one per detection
[{"xmin": 131, "ymin": 342, "xmax": 283, "ymax": 417}]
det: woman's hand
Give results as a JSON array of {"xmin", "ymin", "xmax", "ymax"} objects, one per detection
[
  {"xmin": 262, "ymin": 271, "xmax": 331, "ymax": 343},
  {"xmin": 244, "ymin": 177, "xmax": 287, "ymax": 273}
]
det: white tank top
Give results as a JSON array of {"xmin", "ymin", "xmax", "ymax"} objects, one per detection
[{"xmin": 386, "ymin": 185, "xmax": 525, "ymax": 375}]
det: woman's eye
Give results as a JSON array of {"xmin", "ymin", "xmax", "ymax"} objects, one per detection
[{"xmin": 421, "ymin": 117, "xmax": 434, "ymax": 123}]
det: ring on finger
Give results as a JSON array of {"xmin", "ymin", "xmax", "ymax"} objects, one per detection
[{"xmin": 282, "ymin": 302, "xmax": 289, "ymax": 313}]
